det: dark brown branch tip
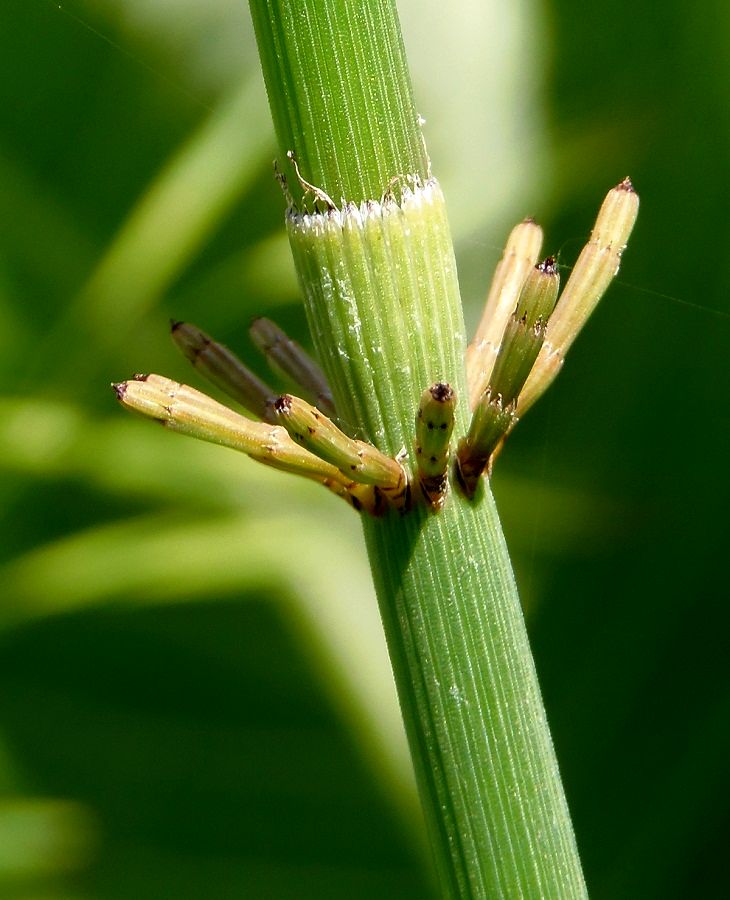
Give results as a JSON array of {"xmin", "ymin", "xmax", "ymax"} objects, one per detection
[
  {"xmin": 617, "ymin": 176, "xmax": 635, "ymax": 192},
  {"xmin": 274, "ymin": 395, "xmax": 292, "ymax": 414},
  {"xmin": 429, "ymin": 382, "xmax": 453, "ymax": 403},
  {"xmin": 537, "ymin": 256, "xmax": 557, "ymax": 275},
  {"xmin": 111, "ymin": 382, "xmax": 127, "ymax": 401},
  {"xmin": 170, "ymin": 319, "xmax": 183, "ymax": 332}
]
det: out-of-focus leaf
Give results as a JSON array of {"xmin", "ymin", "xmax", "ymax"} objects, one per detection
[
  {"xmin": 0, "ymin": 798, "xmax": 97, "ymax": 880},
  {"xmin": 0, "ymin": 503, "xmax": 422, "ymax": 853},
  {"xmin": 400, "ymin": 0, "xmax": 550, "ymax": 239},
  {"xmin": 41, "ymin": 77, "xmax": 274, "ymax": 383},
  {"xmin": 0, "ymin": 596, "xmax": 431, "ymax": 899}
]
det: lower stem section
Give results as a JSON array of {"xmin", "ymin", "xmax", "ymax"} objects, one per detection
[
  {"xmin": 287, "ymin": 179, "xmax": 586, "ymax": 898},
  {"xmin": 363, "ymin": 488, "xmax": 587, "ymax": 899}
]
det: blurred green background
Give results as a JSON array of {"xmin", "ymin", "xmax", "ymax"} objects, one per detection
[{"xmin": 1, "ymin": 1, "xmax": 728, "ymax": 897}]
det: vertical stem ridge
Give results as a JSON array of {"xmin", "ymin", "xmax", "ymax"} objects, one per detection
[{"xmin": 367, "ymin": 492, "xmax": 584, "ymax": 897}]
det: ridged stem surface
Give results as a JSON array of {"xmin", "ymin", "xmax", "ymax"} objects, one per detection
[{"xmin": 249, "ymin": 1, "xmax": 587, "ymax": 896}]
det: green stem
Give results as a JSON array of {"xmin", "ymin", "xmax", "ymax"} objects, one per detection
[
  {"xmin": 248, "ymin": 1, "xmax": 587, "ymax": 897},
  {"xmin": 249, "ymin": 0, "xmax": 428, "ymax": 204}
]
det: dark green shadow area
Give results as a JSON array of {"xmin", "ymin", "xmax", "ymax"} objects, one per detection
[{"xmin": 0, "ymin": 597, "xmax": 432, "ymax": 900}]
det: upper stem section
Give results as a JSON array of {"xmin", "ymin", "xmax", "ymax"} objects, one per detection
[{"xmin": 249, "ymin": 0, "xmax": 430, "ymax": 206}]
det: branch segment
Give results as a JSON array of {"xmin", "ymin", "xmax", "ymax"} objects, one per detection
[
  {"xmin": 171, "ymin": 320, "xmax": 276, "ymax": 422},
  {"xmin": 487, "ymin": 257, "xmax": 560, "ymax": 408},
  {"xmin": 465, "ymin": 219, "xmax": 543, "ymax": 408},
  {"xmin": 274, "ymin": 393, "xmax": 408, "ymax": 510},
  {"xmin": 415, "ymin": 382, "xmax": 456, "ymax": 510},
  {"xmin": 458, "ymin": 258, "xmax": 559, "ymax": 494},
  {"xmin": 518, "ymin": 178, "xmax": 639, "ymax": 413},
  {"xmin": 113, "ymin": 374, "xmax": 379, "ymax": 513},
  {"xmin": 462, "ymin": 178, "xmax": 639, "ymax": 489},
  {"xmin": 250, "ymin": 317, "xmax": 336, "ymax": 417}
]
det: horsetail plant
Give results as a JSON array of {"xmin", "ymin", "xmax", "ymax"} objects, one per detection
[{"xmin": 113, "ymin": 2, "xmax": 638, "ymax": 896}]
